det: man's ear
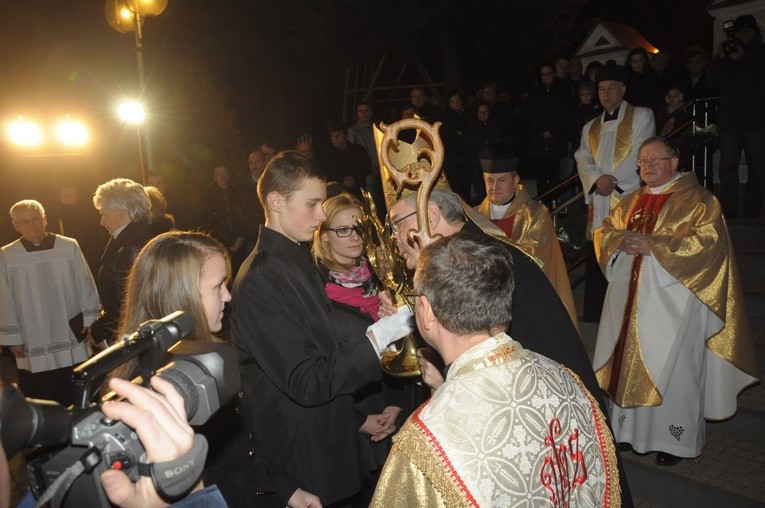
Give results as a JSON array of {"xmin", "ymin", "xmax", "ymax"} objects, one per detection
[
  {"xmin": 419, "ymin": 295, "xmax": 436, "ymax": 330},
  {"xmin": 426, "ymin": 202, "xmax": 441, "ymax": 231},
  {"xmin": 266, "ymin": 191, "xmax": 283, "ymax": 213}
]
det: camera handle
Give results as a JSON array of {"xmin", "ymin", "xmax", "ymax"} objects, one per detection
[
  {"xmin": 34, "ymin": 435, "xmax": 208, "ymax": 507},
  {"xmin": 137, "ymin": 434, "xmax": 208, "ymax": 503},
  {"xmin": 35, "ymin": 447, "xmax": 101, "ymax": 508}
]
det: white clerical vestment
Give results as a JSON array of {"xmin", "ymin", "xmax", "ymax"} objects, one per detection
[
  {"xmin": 575, "ymin": 102, "xmax": 655, "ymax": 235},
  {"xmin": 593, "ymin": 173, "xmax": 758, "ymax": 457},
  {"xmin": 0, "ymin": 235, "xmax": 100, "ymax": 373},
  {"xmin": 372, "ymin": 333, "xmax": 620, "ymax": 507}
]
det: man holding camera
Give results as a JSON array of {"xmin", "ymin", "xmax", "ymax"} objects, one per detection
[{"xmin": 707, "ymin": 14, "xmax": 765, "ymax": 219}]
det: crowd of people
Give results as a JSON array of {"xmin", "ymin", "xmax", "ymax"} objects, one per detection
[{"xmin": 0, "ymin": 12, "xmax": 763, "ymax": 508}]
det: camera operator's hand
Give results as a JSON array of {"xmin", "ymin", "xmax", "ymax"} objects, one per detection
[{"xmin": 99, "ymin": 377, "xmax": 200, "ymax": 508}]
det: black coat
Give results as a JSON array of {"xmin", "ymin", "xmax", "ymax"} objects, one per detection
[
  {"xmin": 91, "ymin": 220, "xmax": 152, "ymax": 344},
  {"xmin": 230, "ymin": 227, "xmax": 381, "ymax": 505},
  {"xmin": 461, "ymin": 220, "xmax": 634, "ymax": 507}
]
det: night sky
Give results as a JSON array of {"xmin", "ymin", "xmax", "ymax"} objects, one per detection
[{"xmin": 0, "ymin": 0, "xmax": 713, "ymax": 237}]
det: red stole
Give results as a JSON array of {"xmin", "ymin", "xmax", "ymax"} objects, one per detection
[
  {"xmin": 607, "ymin": 192, "xmax": 672, "ymax": 399},
  {"xmin": 491, "ymin": 215, "xmax": 516, "ymax": 238}
]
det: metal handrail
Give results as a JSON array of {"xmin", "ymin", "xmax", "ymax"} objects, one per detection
[{"xmin": 532, "ymin": 172, "xmax": 580, "ymax": 203}]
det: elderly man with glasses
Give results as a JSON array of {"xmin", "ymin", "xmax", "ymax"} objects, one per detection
[
  {"xmin": 0, "ymin": 199, "xmax": 100, "ymax": 405},
  {"xmin": 593, "ymin": 136, "xmax": 758, "ymax": 466}
]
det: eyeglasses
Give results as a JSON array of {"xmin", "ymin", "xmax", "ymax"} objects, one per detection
[
  {"xmin": 13, "ymin": 217, "xmax": 43, "ymax": 227},
  {"xmin": 636, "ymin": 156, "xmax": 675, "ymax": 167},
  {"xmin": 390, "ymin": 211, "xmax": 417, "ymax": 235},
  {"xmin": 325, "ymin": 225, "xmax": 362, "ymax": 238}
]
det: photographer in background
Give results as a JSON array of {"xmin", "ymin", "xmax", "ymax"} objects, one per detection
[{"xmin": 707, "ymin": 14, "xmax": 765, "ymax": 219}]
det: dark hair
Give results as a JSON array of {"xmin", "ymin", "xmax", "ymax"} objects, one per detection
[
  {"xmin": 585, "ymin": 61, "xmax": 603, "ymax": 76},
  {"xmin": 627, "ymin": 47, "xmax": 649, "ymax": 60},
  {"xmin": 257, "ymin": 151, "xmax": 326, "ymax": 209},
  {"xmin": 328, "ymin": 122, "xmax": 347, "ymax": 134},
  {"xmin": 415, "ymin": 232, "xmax": 514, "ymax": 335},
  {"xmin": 683, "ymin": 47, "xmax": 708, "ymax": 61},
  {"xmin": 639, "ymin": 136, "xmax": 680, "ymax": 158}
]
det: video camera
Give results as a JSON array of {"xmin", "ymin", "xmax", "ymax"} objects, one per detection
[
  {"xmin": 0, "ymin": 311, "xmax": 240, "ymax": 508},
  {"xmin": 722, "ymin": 20, "xmax": 739, "ymax": 56}
]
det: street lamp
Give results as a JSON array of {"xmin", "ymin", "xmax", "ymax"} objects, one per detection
[
  {"xmin": 4, "ymin": 114, "xmax": 91, "ymax": 234},
  {"xmin": 105, "ymin": 0, "xmax": 168, "ymax": 182},
  {"xmin": 6, "ymin": 117, "xmax": 44, "ymax": 148},
  {"xmin": 117, "ymin": 99, "xmax": 148, "ymax": 184},
  {"xmin": 6, "ymin": 115, "xmax": 89, "ymax": 152}
]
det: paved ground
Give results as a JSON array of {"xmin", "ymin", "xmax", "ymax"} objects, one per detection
[{"xmin": 573, "ymin": 213, "xmax": 765, "ymax": 507}]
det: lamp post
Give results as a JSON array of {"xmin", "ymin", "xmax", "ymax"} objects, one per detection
[
  {"xmin": 105, "ymin": 0, "xmax": 168, "ymax": 183},
  {"xmin": 117, "ymin": 100, "xmax": 147, "ymax": 184}
]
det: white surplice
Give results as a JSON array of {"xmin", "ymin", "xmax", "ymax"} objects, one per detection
[{"xmin": 0, "ymin": 235, "xmax": 100, "ymax": 373}]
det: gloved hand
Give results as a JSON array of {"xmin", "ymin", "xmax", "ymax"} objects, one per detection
[{"xmin": 366, "ymin": 305, "xmax": 415, "ymax": 357}]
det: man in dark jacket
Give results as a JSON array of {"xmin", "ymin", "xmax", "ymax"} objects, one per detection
[
  {"xmin": 707, "ymin": 14, "xmax": 765, "ymax": 219},
  {"xmin": 230, "ymin": 151, "xmax": 412, "ymax": 505}
]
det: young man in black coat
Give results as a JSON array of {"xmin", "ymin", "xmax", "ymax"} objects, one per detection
[{"xmin": 230, "ymin": 151, "xmax": 412, "ymax": 506}]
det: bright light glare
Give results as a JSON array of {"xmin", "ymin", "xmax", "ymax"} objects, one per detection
[
  {"xmin": 7, "ymin": 117, "xmax": 43, "ymax": 147},
  {"xmin": 120, "ymin": 7, "xmax": 133, "ymax": 21},
  {"xmin": 54, "ymin": 118, "xmax": 89, "ymax": 147},
  {"xmin": 118, "ymin": 101, "xmax": 145, "ymax": 123}
]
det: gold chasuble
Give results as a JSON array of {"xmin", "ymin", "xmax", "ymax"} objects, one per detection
[
  {"xmin": 372, "ymin": 333, "xmax": 620, "ymax": 507},
  {"xmin": 476, "ymin": 186, "xmax": 578, "ymax": 330},
  {"xmin": 593, "ymin": 173, "xmax": 758, "ymax": 409}
]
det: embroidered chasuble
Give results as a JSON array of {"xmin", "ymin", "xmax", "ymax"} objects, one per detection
[
  {"xmin": 593, "ymin": 173, "xmax": 758, "ymax": 456},
  {"xmin": 372, "ymin": 333, "xmax": 620, "ymax": 507},
  {"xmin": 475, "ymin": 186, "xmax": 578, "ymax": 329}
]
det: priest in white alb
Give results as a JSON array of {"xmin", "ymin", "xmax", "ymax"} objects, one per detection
[{"xmin": 593, "ymin": 136, "xmax": 758, "ymax": 466}]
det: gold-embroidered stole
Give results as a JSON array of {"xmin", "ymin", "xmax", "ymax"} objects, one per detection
[
  {"xmin": 587, "ymin": 103, "xmax": 635, "ymax": 172},
  {"xmin": 606, "ymin": 192, "xmax": 672, "ymax": 400}
]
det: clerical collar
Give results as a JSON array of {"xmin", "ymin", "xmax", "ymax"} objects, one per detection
[
  {"xmin": 489, "ymin": 193, "xmax": 516, "ymax": 220},
  {"xmin": 20, "ymin": 233, "xmax": 54, "ymax": 252},
  {"xmin": 603, "ymin": 105, "xmax": 620, "ymax": 122},
  {"xmin": 649, "ymin": 172, "xmax": 682, "ymax": 194}
]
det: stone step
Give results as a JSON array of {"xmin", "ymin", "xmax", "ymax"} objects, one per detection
[
  {"xmin": 579, "ymin": 316, "xmax": 765, "ymax": 507},
  {"xmin": 621, "ymin": 403, "xmax": 765, "ymax": 507},
  {"xmin": 729, "ymin": 222, "xmax": 765, "ymax": 254},
  {"xmin": 738, "ymin": 252, "xmax": 765, "ymax": 296},
  {"xmin": 746, "ymin": 293, "xmax": 765, "ymax": 319}
]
